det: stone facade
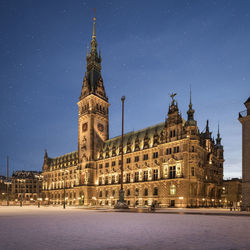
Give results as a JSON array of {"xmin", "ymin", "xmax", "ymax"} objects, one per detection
[
  {"xmin": 12, "ymin": 171, "xmax": 43, "ymax": 204},
  {"xmin": 42, "ymin": 17, "xmax": 224, "ymax": 208},
  {"xmin": 239, "ymin": 97, "xmax": 250, "ymax": 210},
  {"xmin": 222, "ymin": 178, "xmax": 242, "ymax": 208}
]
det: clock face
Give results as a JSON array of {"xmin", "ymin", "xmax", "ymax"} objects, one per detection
[
  {"xmin": 82, "ymin": 123, "xmax": 88, "ymax": 132},
  {"xmin": 98, "ymin": 123, "xmax": 104, "ymax": 132}
]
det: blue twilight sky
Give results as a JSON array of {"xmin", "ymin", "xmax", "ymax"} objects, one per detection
[{"xmin": 0, "ymin": 0, "xmax": 249, "ymax": 178}]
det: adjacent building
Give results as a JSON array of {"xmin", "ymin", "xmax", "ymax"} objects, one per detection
[
  {"xmin": 222, "ymin": 178, "xmax": 242, "ymax": 208},
  {"xmin": 42, "ymin": 16, "xmax": 224, "ymax": 208},
  {"xmin": 12, "ymin": 171, "xmax": 43, "ymax": 204},
  {"xmin": 239, "ymin": 97, "xmax": 250, "ymax": 211}
]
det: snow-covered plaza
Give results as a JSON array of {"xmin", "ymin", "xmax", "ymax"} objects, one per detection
[{"xmin": 0, "ymin": 206, "xmax": 250, "ymax": 250}]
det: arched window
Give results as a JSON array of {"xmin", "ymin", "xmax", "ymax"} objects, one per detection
[
  {"xmin": 153, "ymin": 187, "xmax": 158, "ymax": 196},
  {"xmin": 135, "ymin": 188, "xmax": 139, "ymax": 196},
  {"xmin": 170, "ymin": 185, "xmax": 176, "ymax": 195}
]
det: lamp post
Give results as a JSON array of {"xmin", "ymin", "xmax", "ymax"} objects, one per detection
[
  {"xmin": 61, "ymin": 167, "xmax": 68, "ymax": 209},
  {"xmin": 114, "ymin": 96, "xmax": 128, "ymax": 209}
]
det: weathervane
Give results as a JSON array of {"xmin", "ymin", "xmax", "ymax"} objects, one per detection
[{"xmin": 170, "ymin": 92, "xmax": 177, "ymax": 105}]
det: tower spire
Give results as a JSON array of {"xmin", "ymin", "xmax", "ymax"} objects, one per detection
[
  {"xmin": 186, "ymin": 86, "xmax": 196, "ymax": 126},
  {"xmin": 189, "ymin": 85, "xmax": 192, "ymax": 108},
  {"xmin": 90, "ymin": 8, "xmax": 98, "ymax": 55},
  {"xmin": 216, "ymin": 122, "xmax": 222, "ymax": 145},
  {"xmin": 92, "ymin": 8, "xmax": 96, "ymax": 39}
]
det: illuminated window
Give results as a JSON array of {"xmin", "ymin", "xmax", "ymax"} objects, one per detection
[
  {"xmin": 153, "ymin": 169, "xmax": 158, "ymax": 180},
  {"xmin": 170, "ymin": 185, "xmax": 176, "ymax": 195},
  {"xmin": 169, "ymin": 166, "xmax": 176, "ymax": 179},
  {"xmin": 105, "ymin": 176, "xmax": 108, "ymax": 185},
  {"xmin": 126, "ymin": 173, "xmax": 131, "ymax": 183},
  {"xmin": 134, "ymin": 172, "xmax": 139, "ymax": 182}
]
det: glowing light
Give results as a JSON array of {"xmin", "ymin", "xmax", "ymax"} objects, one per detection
[{"xmin": 179, "ymin": 197, "xmax": 183, "ymax": 200}]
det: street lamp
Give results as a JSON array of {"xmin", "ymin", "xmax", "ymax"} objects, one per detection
[
  {"xmin": 114, "ymin": 96, "xmax": 128, "ymax": 209},
  {"xmin": 61, "ymin": 168, "xmax": 68, "ymax": 209}
]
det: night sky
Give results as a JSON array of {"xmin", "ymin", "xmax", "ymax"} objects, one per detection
[{"xmin": 0, "ymin": 0, "xmax": 249, "ymax": 178}]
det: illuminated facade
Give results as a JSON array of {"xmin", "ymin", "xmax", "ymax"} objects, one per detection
[
  {"xmin": 42, "ymin": 17, "xmax": 224, "ymax": 208},
  {"xmin": 239, "ymin": 97, "xmax": 250, "ymax": 210},
  {"xmin": 12, "ymin": 171, "xmax": 43, "ymax": 203}
]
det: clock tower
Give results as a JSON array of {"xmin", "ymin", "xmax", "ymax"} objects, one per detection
[{"xmin": 78, "ymin": 13, "xmax": 109, "ymax": 185}]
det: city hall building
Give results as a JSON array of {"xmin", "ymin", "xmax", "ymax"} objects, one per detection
[{"xmin": 42, "ymin": 17, "xmax": 224, "ymax": 208}]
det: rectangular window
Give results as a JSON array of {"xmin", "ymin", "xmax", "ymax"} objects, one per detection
[
  {"xmin": 126, "ymin": 158, "xmax": 131, "ymax": 164},
  {"xmin": 99, "ymin": 164, "xmax": 103, "ymax": 169},
  {"xmin": 112, "ymin": 161, "xmax": 116, "ymax": 166},
  {"xmin": 126, "ymin": 173, "xmax": 131, "ymax": 183},
  {"xmin": 105, "ymin": 176, "xmax": 108, "ymax": 185},
  {"xmin": 169, "ymin": 166, "xmax": 176, "ymax": 179},
  {"xmin": 112, "ymin": 175, "xmax": 115, "ymax": 184},
  {"xmin": 174, "ymin": 147, "xmax": 176, "ymax": 153},
  {"xmin": 166, "ymin": 149, "xmax": 169, "ymax": 155},
  {"xmin": 191, "ymin": 167, "xmax": 195, "ymax": 176},
  {"xmin": 143, "ymin": 171, "xmax": 148, "ymax": 181},
  {"xmin": 134, "ymin": 156, "xmax": 139, "ymax": 162},
  {"xmin": 99, "ymin": 177, "xmax": 102, "ymax": 185},
  {"xmin": 153, "ymin": 152, "xmax": 158, "ymax": 159},
  {"xmin": 105, "ymin": 162, "xmax": 109, "ymax": 168},
  {"xmin": 134, "ymin": 172, "xmax": 139, "ymax": 182},
  {"xmin": 177, "ymin": 146, "xmax": 179, "ymax": 153},
  {"xmin": 143, "ymin": 154, "xmax": 148, "ymax": 160},
  {"xmin": 119, "ymin": 160, "xmax": 121, "ymax": 165},
  {"xmin": 169, "ymin": 148, "xmax": 172, "ymax": 154},
  {"xmin": 153, "ymin": 169, "xmax": 158, "ymax": 180}
]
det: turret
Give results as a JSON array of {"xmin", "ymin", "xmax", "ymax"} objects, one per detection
[
  {"xmin": 185, "ymin": 88, "xmax": 197, "ymax": 127},
  {"xmin": 42, "ymin": 149, "xmax": 49, "ymax": 171}
]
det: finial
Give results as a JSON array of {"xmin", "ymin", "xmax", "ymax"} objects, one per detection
[
  {"xmin": 189, "ymin": 85, "xmax": 192, "ymax": 107},
  {"xmin": 92, "ymin": 8, "xmax": 96, "ymax": 38},
  {"xmin": 206, "ymin": 120, "xmax": 209, "ymax": 132},
  {"xmin": 217, "ymin": 122, "xmax": 220, "ymax": 137}
]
